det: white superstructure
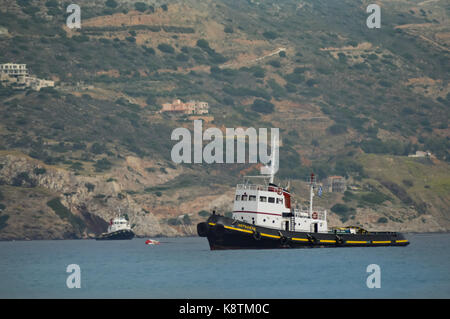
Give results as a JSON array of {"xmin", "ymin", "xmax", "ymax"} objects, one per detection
[
  {"xmin": 232, "ymin": 176, "xmax": 328, "ymax": 233},
  {"xmin": 231, "ymin": 136, "xmax": 328, "ymax": 233},
  {"xmin": 107, "ymin": 216, "xmax": 131, "ymax": 233}
]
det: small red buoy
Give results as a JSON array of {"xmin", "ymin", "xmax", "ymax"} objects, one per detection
[{"xmin": 145, "ymin": 239, "xmax": 160, "ymax": 245}]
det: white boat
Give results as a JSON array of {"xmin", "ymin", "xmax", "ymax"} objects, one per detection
[{"xmin": 96, "ymin": 215, "xmax": 134, "ymax": 240}]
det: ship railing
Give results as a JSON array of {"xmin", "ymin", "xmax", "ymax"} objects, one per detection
[{"xmin": 236, "ymin": 184, "xmax": 271, "ymax": 191}]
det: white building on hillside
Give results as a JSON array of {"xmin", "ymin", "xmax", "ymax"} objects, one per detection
[
  {"xmin": 0, "ymin": 63, "xmax": 54, "ymax": 91},
  {"xmin": 0, "ymin": 63, "xmax": 28, "ymax": 76}
]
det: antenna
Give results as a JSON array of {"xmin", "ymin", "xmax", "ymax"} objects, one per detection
[{"xmin": 269, "ymin": 134, "xmax": 278, "ymax": 184}]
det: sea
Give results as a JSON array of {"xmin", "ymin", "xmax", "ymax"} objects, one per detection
[{"xmin": 0, "ymin": 233, "xmax": 449, "ymax": 299}]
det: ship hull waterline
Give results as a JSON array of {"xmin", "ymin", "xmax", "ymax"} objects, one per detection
[
  {"xmin": 198, "ymin": 215, "xmax": 409, "ymax": 250},
  {"xmin": 96, "ymin": 229, "xmax": 135, "ymax": 240}
]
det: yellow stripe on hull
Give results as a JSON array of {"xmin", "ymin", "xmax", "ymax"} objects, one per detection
[
  {"xmin": 261, "ymin": 233, "xmax": 281, "ymax": 239},
  {"xmin": 291, "ymin": 237, "xmax": 309, "ymax": 242},
  {"xmin": 372, "ymin": 241, "xmax": 392, "ymax": 244},
  {"xmin": 224, "ymin": 225, "xmax": 253, "ymax": 234},
  {"xmin": 346, "ymin": 241, "xmax": 368, "ymax": 244}
]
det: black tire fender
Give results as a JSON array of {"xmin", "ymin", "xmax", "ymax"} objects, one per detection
[
  {"xmin": 280, "ymin": 236, "xmax": 289, "ymax": 245},
  {"xmin": 197, "ymin": 222, "xmax": 208, "ymax": 237},
  {"xmin": 253, "ymin": 231, "xmax": 261, "ymax": 240},
  {"xmin": 307, "ymin": 234, "xmax": 316, "ymax": 243}
]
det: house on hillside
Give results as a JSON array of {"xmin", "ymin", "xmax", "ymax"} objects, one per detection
[
  {"xmin": 0, "ymin": 63, "xmax": 54, "ymax": 91},
  {"xmin": 323, "ymin": 176, "xmax": 346, "ymax": 193},
  {"xmin": 161, "ymin": 99, "xmax": 209, "ymax": 115},
  {"xmin": 408, "ymin": 151, "xmax": 431, "ymax": 158}
]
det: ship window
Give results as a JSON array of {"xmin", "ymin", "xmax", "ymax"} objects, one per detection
[
  {"xmin": 259, "ymin": 196, "xmax": 267, "ymax": 202},
  {"xmin": 268, "ymin": 197, "xmax": 275, "ymax": 203},
  {"xmin": 249, "ymin": 195, "xmax": 256, "ymax": 201},
  {"xmin": 277, "ymin": 198, "xmax": 283, "ymax": 204},
  {"xmin": 235, "ymin": 195, "xmax": 240, "ymax": 201},
  {"xmin": 263, "ymin": 219, "xmax": 266, "ymax": 222},
  {"xmin": 241, "ymin": 195, "xmax": 248, "ymax": 201},
  {"xmin": 272, "ymin": 220, "xmax": 275, "ymax": 223}
]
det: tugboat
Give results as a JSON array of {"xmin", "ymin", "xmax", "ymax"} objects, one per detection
[
  {"xmin": 96, "ymin": 215, "xmax": 134, "ymax": 240},
  {"xmin": 197, "ymin": 149, "xmax": 409, "ymax": 250}
]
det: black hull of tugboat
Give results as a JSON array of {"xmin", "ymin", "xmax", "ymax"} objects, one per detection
[
  {"xmin": 197, "ymin": 215, "xmax": 409, "ymax": 250},
  {"xmin": 96, "ymin": 229, "xmax": 135, "ymax": 240}
]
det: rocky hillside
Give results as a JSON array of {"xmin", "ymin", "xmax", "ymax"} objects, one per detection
[{"xmin": 0, "ymin": 0, "xmax": 449, "ymax": 239}]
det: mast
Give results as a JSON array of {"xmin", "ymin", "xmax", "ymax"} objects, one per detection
[
  {"xmin": 260, "ymin": 130, "xmax": 279, "ymax": 184},
  {"xmin": 269, "ymin": 133, "xmax": 278, "ymax": 184},
  {"xmin": 309, "ymin": 173, "xmax": 315, "ymax": 215}
]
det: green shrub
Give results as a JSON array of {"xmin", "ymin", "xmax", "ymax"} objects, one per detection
[
  {"xmin": 0, "ymin": 214, "xmax": 9, "ymax": 230},
  {"xmin": 157, "ymin": 43, "xmax": 175, "ymax": 54},
  {"xmin": 285, "ymin": 72, "xmax": 304, "ymax": 84},
  {"xmin": 331, "ymin": 203, "xmax": 349, "ymax": 214},
  {"xmin": 12, "ymin": 172, "xmax": 36, "ymax": 187},
  {"xmin": 94, "ymin": 158, "xmax": 112, "ymax": 172},
  {"xmin": 263, "ymin": 31, "xmax": 277, "ymax": 39},
  {"xmin": 33, "ymin": 167, "xmax": 46, "ymax": 175},
  {"xmin": 327, "ymin": 124, "xmax": 347, "ymax": 135},
  {"xmin": 105, "ymin": 0, "xmax": 118, "ymax": 8},
  {"xmin": 134, "ymin": 2, "xmax": 147, "ymax": 12},
  {"xmin": 90, "ymin": 143, "xmax": 107, "ymax": 154},
  {"xmin": 183, "ymin": 214, "xmax": 192, "ymax": 225},
  {"xmin": 402, "ymin": 180, "xmax": 414, "ymax": 188},
  {"xmin": 167, "ymin": 218, "xmax": 181, "ymax": 226},
  {"xmin": 267, "ymin": 60, "xmax": 281, "ymax": 68},
  {"xmin": 70, "ymin": 162, "xmax": 83, "ymax": 171},
  {"xmin": 224, "ymin": 26, "xmax": 234, "ymax": 33},
  {"xmin": 330, "ymin": 203, "xmax": 355, "ymax": 222},
  {"xmin": 198, "ymin": 210, "xmax": 210, "ymax": 217},
  {"xmin": 176, "ymin": 53, "xmax": 189, "ymax": 62},
  {"xmin": 360, "ymin": 192, "xmax": 390, "ymax": 205},
  {"xmin": 196, "ymin": 39, "xmax": 210, "ymax": 49},
  {"xmin": 253, "ymin": 68, "xmax": 265, "ymax": 78},
  {"xmin": 251, "ymin": 99, "xmax": 275, "ymax": 114},
  {"xmin": 85, "ymin": 183, "xmax": 95, "ymax": 192},
  {"xmin": 377, "ymin": 217, "xmax": 388, "ymax": 223}
]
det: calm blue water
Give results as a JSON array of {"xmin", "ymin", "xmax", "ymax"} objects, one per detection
[{"xmin": 0, "ymin": 233, "xmax": 449, "ymax": 298}]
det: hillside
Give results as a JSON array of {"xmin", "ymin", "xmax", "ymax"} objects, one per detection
[{"xmin": 0, "ymin": 0, "xmax": 449, "ymax": 239}]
